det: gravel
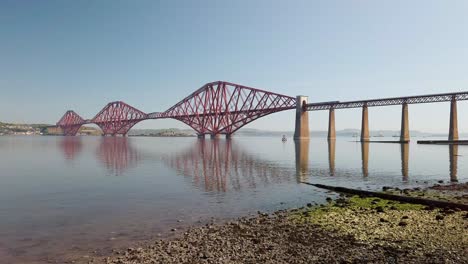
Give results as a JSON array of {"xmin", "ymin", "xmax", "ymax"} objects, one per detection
[{"xmin": 81, "ymin": 183, "xmax": 468, "ymax": 264}]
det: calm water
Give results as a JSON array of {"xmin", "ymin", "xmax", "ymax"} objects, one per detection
[{"xmin": 0, "ymin": 136, "xmax": 466, "ymax": 263}]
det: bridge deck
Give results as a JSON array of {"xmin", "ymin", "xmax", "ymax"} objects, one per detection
[{"xmin": 305, "ymin": 91, "xmax": 468, "ymax": 111}]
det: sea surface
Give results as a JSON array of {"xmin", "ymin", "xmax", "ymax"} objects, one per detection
[{"xmin": 0, "ymin": 135, "xmax": 465, "ymax": 263}]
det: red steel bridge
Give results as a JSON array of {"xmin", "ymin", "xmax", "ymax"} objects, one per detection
[
  {"xmin": 57, "ymin": 81, "xmax": 468, "ymax": 140},
  {"xmin": 57, "ymin": 81, "xmax": 296, "ymax": 138}
]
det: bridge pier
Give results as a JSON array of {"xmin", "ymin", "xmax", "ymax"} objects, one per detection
[
  {"xmin": 294, "ymin": 96, "xmax": 310, "ymax": 140},
  {"xmin": 328, "ymin": 108, "xmax": 335, "ymax": 140},
  {"xmin": 197, "ymin": 134, "xmax": 205, "ymax": 139},
  {"xmin": 361, "ymin": 105, "xmax": 369, "ymax": 142},
  {"xmin": 400, "ymin": 103, "xmax": 410, "ymax": 142},
  {"xmin": 210, "ymin": 134, "xmax": 220, "ymax": 139},
  {"xmin": 448, "ymin": 98, "xmax": 458, "ymax": 141},
  {"xmin": 225, "ymin": 134, "xmax": 232, "ymax": 139}
]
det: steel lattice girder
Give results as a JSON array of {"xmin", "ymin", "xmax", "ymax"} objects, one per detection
[
  {"xmin": 57, "ymin": 82, "xmax": 296, "ymax": 136},
  {"xmin": 306, "ymin": 91, "xmax": 468, "ymax": 111},
  {"xmin": 56, "ymin": 110, "xmax": 87, "ymax": 136},
  {"xmin": 154, "ymin": 81, "xmax": 296, "ymax": 135},
  {"xmin": 91, "ymin": 101, "xmax": 148, "ymax": 135}
]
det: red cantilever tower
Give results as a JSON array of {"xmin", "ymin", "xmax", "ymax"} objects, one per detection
[
  {"xmin": 159, "ymin": 81, "xmax": 296, "ymax": 138},
  {"xmin": 56, "ymin": 81, "xmax": 297, "ymax": 137},
  {"xmin": 56, "ymin": 110, "xmax": 87, "ymax": 136},
  {"xmin": 92, "ymin": 101, "xmax": 148, "ymax": 136}
]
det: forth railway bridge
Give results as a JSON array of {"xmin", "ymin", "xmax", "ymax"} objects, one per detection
[{"xmin": 57, "ymin": 81, "xmax": 468, "ymax": 142}]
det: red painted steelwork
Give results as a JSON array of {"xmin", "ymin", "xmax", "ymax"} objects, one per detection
[
  {"xmin": 56, "ymin": 81, "xmax": 296, "ymax": 137},
  {"xmin": 158, "ymin": 81, "xmax": 296, "ymax": 136},
  {"xmin": 56, "ymin": 110, "xmax": 87, "ymax": 136},
  {"xmin": 92, "ymin": 101, "xmax": 148, "ymax": 136}
]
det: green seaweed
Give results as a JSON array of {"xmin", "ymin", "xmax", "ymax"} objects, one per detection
[
  {"xmin": 290, "ymin": 196, "xmax": 424, "ymax": 224},
  {"xmin": 346, "ymin": 196, "xmax": 424, "ymax": 211}
]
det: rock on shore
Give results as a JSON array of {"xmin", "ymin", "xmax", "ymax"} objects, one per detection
[{"xmin": 89, "ymin": 194, "xmax": 467, "ymax": 264}]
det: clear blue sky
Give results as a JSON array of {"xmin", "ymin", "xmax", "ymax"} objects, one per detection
[{"xmin": 1, "ymin": 0, "xmax": 468, "ymax": 133}]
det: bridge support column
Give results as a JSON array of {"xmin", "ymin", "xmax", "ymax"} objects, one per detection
[
  {"xmin": 361, "ymin": 105, "xmax": 369, "ymax": 142},
  {"xmin": 197, "ymin": 134, "xmax": 205, "ymax": 139},
  {"xmin": 328, "ymin": 108, "xmax": 335, "ymax": 140},
  {"xmin": 210, "ymin": 134, "xmax": 220, "ymax": 139},
  {"xmin": 400, "ymin": 103, "xmax": 410, "ymax": 142},
  {"xmin": 294, "ymin": 96, "xmax": 309, "ymax": 140},
  {"xmin": 225, "ymin": 134, "xmax": 232, "ymax": 139},
  {"xmin": 449, "ymin": 98, "xmax": 458, "ymax": 141}
]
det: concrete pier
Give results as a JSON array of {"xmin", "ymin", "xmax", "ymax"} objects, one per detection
[
  {"xmin": 294, "ymin": 139, "xmax": 310, "ymax": 182},
  {"xmin": 328, "ymin": 108, "xmax": 336, "ymax": 140},
  {"xmin": 448, "ymin": 98, "xmax": 459, "ymax": 141},
  {"xmin": 197, "ymin": 134, "xmax": 205, "ymax": 139},
  {"xmin": 400, "ymin": 103, "xmax": 410, "ymax": 142},
  {"xmin": 210, "ymin": 134, "xmax": 220, "ymax": 139},
  {"xmin": 225, "ymin": 134, "xmax": 232, "ymax": 139},
  {"xmin": 294, "ymin": 96, "xmax": 310, "ymax": 140},
  {"xmin": 361, "ymin": 105, "xmax": 369, "ymax": 142}
]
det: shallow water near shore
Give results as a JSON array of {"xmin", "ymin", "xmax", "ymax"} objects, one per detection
[{"xmin": 0, "ymin": 135, "xmax": 466, "ymax": 263}]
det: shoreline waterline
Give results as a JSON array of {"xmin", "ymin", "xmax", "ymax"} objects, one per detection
[{"xmin": 77, "ymin": 182, "xmax": 468, "ymax": 264}]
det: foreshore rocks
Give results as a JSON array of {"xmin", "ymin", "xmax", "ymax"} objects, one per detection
[{"xmin": 88, "ymin": 186, "xmax": 467, "ymax": 264}]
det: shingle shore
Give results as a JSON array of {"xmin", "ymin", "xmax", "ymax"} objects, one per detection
[{"xmin": 87, "ymin": 191, "xmax": 467, "ymax": 264}]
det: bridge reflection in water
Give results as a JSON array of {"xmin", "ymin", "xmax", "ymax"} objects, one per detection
[
  {"xmin": 57, "ymin": 137, "xmax": 459, "ymax": 184},
  {"xmin": 361, "ymin": 142, "xmax": 369, "ymax": 177},
  {"xmin": 97, "ymin": 137, "xmax": 140, "ymax": 176},
  {"xmin": 163, "ymin": 140, "xmax": 295, "ymax": 192},
  {"xmin": 449, "ymin": 144, "xmax": 458, "ymax": 182},
  {"xmin": 328, "ymin": 139, "xmax": 336, "ymax": 176},
  {"xmin": 58, "ymin": 137, "xmax": 83, "ymax": 160},
  {"xmin": 58, "ymin": 137, "xmax": 141, "ymax": 176},
  {"xmin": 294, "ymin": 140, "xmax": 310, "ymax": 182},
  {"xmin": 401, "ymin": 143, "xmax": 409, "ymax": 181}
]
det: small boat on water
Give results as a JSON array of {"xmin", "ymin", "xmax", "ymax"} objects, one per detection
[{"xmin": 282, "ymin": 135, "xmax": 287, "ymax": 142}]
